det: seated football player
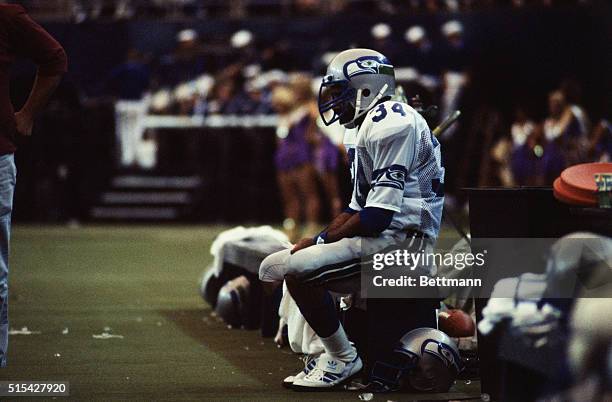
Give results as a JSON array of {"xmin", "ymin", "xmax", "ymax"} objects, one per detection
[{"xmin": 259, "ymin": 48, "xmax": 445, "ymax": 390}]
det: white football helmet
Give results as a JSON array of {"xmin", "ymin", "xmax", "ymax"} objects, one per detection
[
  {"xmin": 369, "ymin": 327, "xmax": 463, "ymax": 392},
  {"xmin": 215, "ymin": 275, "xmax": 251, "ymax": 328},
  {"xmin": 318, "ymin": 48, "xmax": 396, "ymax": 128}
]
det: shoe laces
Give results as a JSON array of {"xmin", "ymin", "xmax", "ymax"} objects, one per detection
[
  {"xmin": 304, "ymin": 367, "xmax": 326, "ymax": 381},
  {"xmin": 301, "ymin": 354, "xmax": 320, "ymax": 373}
]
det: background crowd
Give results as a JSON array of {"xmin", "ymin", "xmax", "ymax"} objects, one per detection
[
  {"xmin": 9, "ymin": 0, "xmax": 604, "ymax": 21},
  {"xmin": 105, "ymin": 17, "xmax": 609, "ymax": 214},
  {"xmin": 3, "ymin": 0, "xmax": 610, "ymax": 225}
]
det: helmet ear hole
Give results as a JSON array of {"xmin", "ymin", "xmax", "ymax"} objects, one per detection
[{"xmin": 362, "ymin": 88, "xmax": 371, "ymax": 97}]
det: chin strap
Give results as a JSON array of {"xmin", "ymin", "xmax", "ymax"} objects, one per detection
[
  {"xmin": 352, "ymin": 88, "xmax": 363, "ymax": 123},
  {"xmin": 351, "ymin": 83, "xmax": 389, "ymax": 124}
]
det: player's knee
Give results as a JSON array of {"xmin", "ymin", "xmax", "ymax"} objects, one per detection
[
  {"xmin": 286, "ymin": 249, "xmax": 318, "ymax": 275},
  {"xmin": 259, "ymin": 249, "xmax": 290, "ymax": 282},
  {"xmin": 258, "ymin": 253, "xmax": 278, "ymax": 281}
]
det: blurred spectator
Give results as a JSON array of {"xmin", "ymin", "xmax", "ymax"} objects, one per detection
[
  {"xmin": 491, "ymin": 107, "xmax": 535, "ymax": 186},
  {"xmin": 228, "ymin": 29, "xmax": 257, "ymax": 67},
  {"xmin": 108, "ymin": 48, "xmax": 150, "ymax": 100},
  {"xmin": 437, "ymin": 19, "xmax": 472, "ymax": 206},
  {"xmin": 111, "ymin": 49, "xmax": 152, "ymax": 168},
  {"xmin": 173, "ymin": 82, "xmax": 197, "ymax": 115},
  {"xmin": 291, "ymin": 74, "xmax": 342, "ymax": 217},
  {"xmin": 439, "ymin": 20, "xmax": 469, "ymax": 138},
  {"xmin": 445, "ymin": 0, "xmax": 461, "ymax": 12},
  {"xmin": 114, "ymin": 97, "xmax": 149, "ymax": 168},
  {"xmin": 271, "ymin": 85, "xmax": 321, "ymax": 241},
  {"xmin": 155, "ymin": 29, "xmax": 208, "ymax": 88},
  {"xmin": 260, "ymin": 40, "xmax": 295, "ymax": 71},
  {"xmin": 587, "ymin": 119, "xmax": 611, "ymax": 162},
  {"xmin": 543, "ymin": 89, "xmax": 587, "ymax": 176},
  {"xmin": 227, "ymin": 28, "xmax": 293, "ymax": 78},
  {"xmin": 544, "ymin": 90, "xmax": 586, "ymax": 143},
  {"xmin": 511, "ymin": 124, "xmax": 548, "ymax": 185},
  {"xmin": 69, "ymin": 0, "xmax": 101, "ymax": 23},
  {"xmin": 511, "ymin": 107, "xmax": 536, "ymax": 148},
  {"xmin": 490, "ymin": 135, "xmax": 514, "ymax": 186},
  {"xmin": 229, "ymin": 78, "xmax": 274, "ymax": 115},
  {"xmin": 16, "ymin": 0, "xmax": 598, "ymax": 20},
  {"xmin": 113, "ymin": 0, "xmax": 135, "ymax": 20},
  {"xmin": 369, "ymin": 23, "xmax": 400, "ymax": 64},
  {"xmin": 205, "ymin": 79, "xmax": 237, "ymax": 115},
  {"xmin": 403, "ymin": 25, "xmax": 440, "ymax": 87},
  {"xmin": 510, "ymin": 89, "xmax": 589, "ymax": 185},
  {"xmin": 149, "ymin": 88, "xmax": 172, "ymax": 114},
  {"xmin": 561, "ymin": 79, "xmax": 590, "ymax": 138}
]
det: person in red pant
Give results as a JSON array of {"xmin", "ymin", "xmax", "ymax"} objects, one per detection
[{"xmin": 0, "ymin": 4, "xmax": 67, "ymax": 367}]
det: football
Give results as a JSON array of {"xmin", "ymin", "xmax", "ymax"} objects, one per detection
[{"xmin": 439, "ymin": 309, "xmax": 476, "ymax": 338}]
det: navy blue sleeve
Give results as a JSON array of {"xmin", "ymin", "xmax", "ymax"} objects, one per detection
[
  {"xmin": 359, "ymin": 207, "xmax": 394, "ymax": 235},
  {"xmin": 343, "ymin": 207, "xmax": 358, "ymax": 215}
]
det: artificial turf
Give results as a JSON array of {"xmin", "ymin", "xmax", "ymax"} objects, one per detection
[{"xmin": 3, "ymin": 225, "xmax": 480, "ymax": 401}]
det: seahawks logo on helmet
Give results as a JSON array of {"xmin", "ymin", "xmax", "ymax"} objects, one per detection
[
  {"xmin": 343, "ymin": 56, "xmax": 394, "ymax": 80},
  {"xmin": 422, "ymin": 339, "xmax": 462, "ymax": 372}
]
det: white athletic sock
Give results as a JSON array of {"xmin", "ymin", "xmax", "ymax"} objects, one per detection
[{"xmin": 320, "ymin": 325, "xmax": 356, "ymax": 363}]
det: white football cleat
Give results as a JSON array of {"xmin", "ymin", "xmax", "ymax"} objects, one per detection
[
  {"xmin": 282, "ymin": 354, "xmax": 319, "ymax": 388},
  {"xmin": 291, "ymin": 353, "xmax": 363, "ymax": 391}
]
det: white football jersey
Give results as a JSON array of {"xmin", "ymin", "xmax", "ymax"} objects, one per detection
[{"xmin": 344, "ymin": 100, "xmax": 445, "ymax": 239}]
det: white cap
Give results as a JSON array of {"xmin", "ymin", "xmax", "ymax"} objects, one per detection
[
  {"xmin": 231, "ymin": 30, "xmax": 253, "ymax": 49},
  {"xmin": 150, "ymin": 89, "xmax": 172, "ymax": 111},
  {"xmin": 250, "ymin": 76, "xmax": 268, "ymax": 91},
  {"xmin": 194, "ymin": 75, "xmax": 214, "ymax": 97},
  {"xmin": 174, "ymin": 82, "xmax": 195, "ymax": 101},
  {"xmin": 405, "ymin": 26, "xmax": 426, "ymax": 44},
  {"xmin": 371, "ymin": 23, "xmax": 391, "ymax": 39},
  {"xmin": 442, "ymin": 20, "xmax": 463, "ymax": 37},
  {"xmin": 263, "ymin": 69, "xmax": 288, "ymax": 85},
  {"xmin": 242, "ymin": 64, "xmax": 261, "ymax": 79},
  {"xmin": 177, "ymin": 29, "xmax": 197, "ymax": 42}
]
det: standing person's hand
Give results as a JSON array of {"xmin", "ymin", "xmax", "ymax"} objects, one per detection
[{"xmin": 14, "ymin": 110, "xmax": 34, "ymax": 136}]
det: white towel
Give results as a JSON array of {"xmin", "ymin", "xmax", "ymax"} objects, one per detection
[
  {"xmin": 209, "ymin": 226, "xmax": 290, "ymax": 277},
  {"xmin": 478, "ymin": 273, "xmax": 558, "ymax": 336},
  {"xmin": 278, "ymin": 282, "xmax": 324, "ymax": 355}
]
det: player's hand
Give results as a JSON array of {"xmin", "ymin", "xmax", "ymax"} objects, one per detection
[
  {"xmin": 15, "ymin": 110, "xmax": 34, "ymax": 136},
  {"xmin": 291, "ymin": 238, "xmax": 315, "ymax": 254}
]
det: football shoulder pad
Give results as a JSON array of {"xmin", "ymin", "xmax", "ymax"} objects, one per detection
[{"xmin": 363, "ymin": 100, "xmax": 418, "ymax": 146}]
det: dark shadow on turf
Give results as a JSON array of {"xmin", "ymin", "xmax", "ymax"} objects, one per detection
[
  {"xmin": 160, "ymin": 308, "xmax": 481, "ymax": 401},
  {"xmin": 159, "ymin": 308, "xmax": 301, "ymax": 385}
]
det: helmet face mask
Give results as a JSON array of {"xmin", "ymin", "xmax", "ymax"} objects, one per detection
[
  {"xmin": 368, "ymin": 328, "xmax": 464, "ymax": 393},
  {"xmin": 318, "ymin": 78, "xmax": 356, "ymax": 126},
  {"xmin": 369, "ymin": 348, "xmax": 419, "ymax": 392},
  {"xmin": 318, "ymin": 48, "xmax": 396, "ymax": 128}
]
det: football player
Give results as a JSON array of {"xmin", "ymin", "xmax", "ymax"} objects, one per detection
[{"xmin": 259, "ymin": 48, "xmax": 445, "ymax": 390}]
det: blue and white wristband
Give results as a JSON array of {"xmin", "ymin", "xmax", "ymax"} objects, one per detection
[{"xmin": 314, "ymin": 231, "xmax": 328, "ymax": 245}]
